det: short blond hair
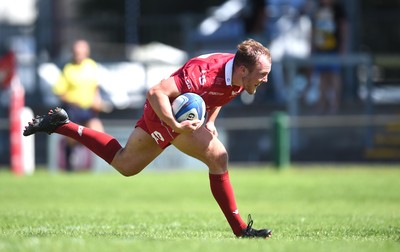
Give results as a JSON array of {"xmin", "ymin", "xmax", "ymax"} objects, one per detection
[{"xmin": 234, "ymin": 39, "xmax": 271, "ymax": 71}]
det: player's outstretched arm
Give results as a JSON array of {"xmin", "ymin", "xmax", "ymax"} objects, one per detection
[{"xmin": 205, "ymin": 106, "xmax": 221, "ymax": 137}]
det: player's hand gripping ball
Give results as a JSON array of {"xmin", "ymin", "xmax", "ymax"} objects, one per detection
[{"xmin": 172, "ymin": 93, "xmax": 206, "ymax": 124}]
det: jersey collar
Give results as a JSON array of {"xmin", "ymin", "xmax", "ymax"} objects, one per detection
[{"xmin": 225, "ymin": 58, "xmax": 234, "ymax": 86}]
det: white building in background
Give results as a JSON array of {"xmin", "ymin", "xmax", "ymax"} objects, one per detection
[{"xmin": 0, "ymin": 0, "xmax": 37, "ymax": 25}]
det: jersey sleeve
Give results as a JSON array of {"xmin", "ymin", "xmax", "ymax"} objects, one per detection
[{"xmin": 172, "ymin": 60, "xmax": 203, "ymax": 94}]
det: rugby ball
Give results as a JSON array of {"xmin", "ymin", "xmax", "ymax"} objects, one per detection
[{"xmin": 172, "ymin": 93, "xmax": 206, "ymax": 124}]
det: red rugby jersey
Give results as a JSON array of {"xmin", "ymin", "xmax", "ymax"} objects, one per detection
[{"xmin": 171, "ymin": 53, "xmax": 243, "ymax": 112}]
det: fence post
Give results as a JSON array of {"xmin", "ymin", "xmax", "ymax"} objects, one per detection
[
  {"xmin": 272, "ymin": 112, "xmax": 290, "ymax": 169},
  {"xmin": 9, "ymin": 77, "xmax": 24, "ymax": 175}
]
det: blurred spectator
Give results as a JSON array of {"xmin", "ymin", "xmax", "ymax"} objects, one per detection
[
  {"xmin": 311, "ymin": 0, "xmax": 348, "ymax": 114},
  {"xmin": 53, "ymin": 39, "xmax": 108, "ymax": 171}
]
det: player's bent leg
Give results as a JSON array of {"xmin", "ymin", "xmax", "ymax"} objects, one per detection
[
  {"xmin": 172, "ymin": 127, "xmax": 248, "ymax": 235},
  {"xmin": 171, "ymin": 126, "xmax": 228, "ymax": 174},
  {"xmin": 23, "ymin": 108, "xmax": 162, "ymax": 177},
  {"xmin": 172, "ymin": 127, "xmax": 272, "ymax": 238},
  {"xmin": 111, "ymin": 127, "xmax": 163, "ymax": 177}
]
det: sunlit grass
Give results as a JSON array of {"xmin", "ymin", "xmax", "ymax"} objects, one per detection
[{"xmin": 0, "ymin": 166, "xmax": 399, "ymax": 252}]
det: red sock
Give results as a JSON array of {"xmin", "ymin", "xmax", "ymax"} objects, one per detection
[
  {"xmin": 209, "ymin": 172, "xmax": 247, "ymax": 236},
  {"xmin": 55, "ymin": 122, "xmax": 122, "ymax": 164}
]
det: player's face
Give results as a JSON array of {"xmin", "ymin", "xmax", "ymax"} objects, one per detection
[{"xmin": 242, "ymin": 55, "xmax": 271, "ymax": 95}]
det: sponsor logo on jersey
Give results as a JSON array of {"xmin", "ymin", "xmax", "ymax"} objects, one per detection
[
  {"xmin": 199, "ymin": 70, "xmax": 207, "ymax": 85},
  {"xmin": 209, "ymin": 91, "xmax": 224, "ymax": 96},
  {"xmin": 184, "ymin": 77, "xmax": 192, "ymax": 90}
]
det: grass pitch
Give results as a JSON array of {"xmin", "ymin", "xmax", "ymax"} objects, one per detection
[{"xmin": 0, "ymin": 166, "xmax": 399, "ymax": 252}]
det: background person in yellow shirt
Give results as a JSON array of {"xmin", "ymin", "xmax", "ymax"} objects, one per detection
[{"xmin": 53, "ymin": 39, "xmax": 106, "ymax": 171}]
